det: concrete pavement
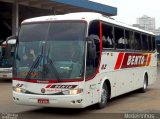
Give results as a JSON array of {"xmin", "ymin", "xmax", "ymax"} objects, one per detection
[{"xmin": 0, "ymin": 68, "xmax": 160, "ymax": 119}]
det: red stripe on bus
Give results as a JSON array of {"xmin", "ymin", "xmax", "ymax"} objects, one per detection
[
  {"xmin": 99, "ymin": 21, "xmax": 103, "ymax": 72},
  {"xmin": 114, "ymin": 52, "xmax": 124, "ymax": 70},
  {"xmin": 45, "ymin": 84, "xmax": 52, "ymax": 88},
  {"xmin": 13, "ymin": 78, "xmax": 83, "ymax": 83},
  {"xmin": 146, "ymin": 54, "xmax": 151, "ymax": 66}
]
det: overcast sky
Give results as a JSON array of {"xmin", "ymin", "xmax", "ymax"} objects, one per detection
[{"xmin": 90, "ymin": 0, "xmax": 160, "ymax": 29}]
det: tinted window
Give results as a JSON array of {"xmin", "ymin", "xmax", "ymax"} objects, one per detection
[
  {"xmin": 16, "ymin": 22, "xmax": 86, "ymax": 80},
  {"xmin": 142, "ymin": 34, "xmax": 148, "ymax": 51},
  {"xmin": 125, "ymin": 30, "xmax": 134, "ymax": 49},
  {"xmin": 19, "ymin": 23, "xmax": 49, "ymax": 42},
  {"xmin": 102, "ymin": 23, "xmax": 114, "ymax": 48},
  {"xmin": 148, "ymin": 36, "xmax": 152, "ymax": 51},
  {"xmin": 152, "ymin": 36, "xmax": 156, "ymax": 51},
  {"xmin": 134, "ymin": 32, "xmax": 142, "ymax": 50},
  {"xmin": 114, "ymin": 27, "xmax": 125, "ymax": 49}
]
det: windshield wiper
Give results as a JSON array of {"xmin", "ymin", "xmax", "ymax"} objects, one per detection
[
  {"xmin": 25, "ymin": 54, "xmax": 42, "ymax": 79},
  {"xmin": 45, "ymin": 55, "xmax": 61, "ymax": 82},
  {"xmin": 25, "ymin": 55, "xmax": 61, "ymax": 82},
  {"xmin": 25, "ymin": 54, "xmax": 61, "ymax": 82}
]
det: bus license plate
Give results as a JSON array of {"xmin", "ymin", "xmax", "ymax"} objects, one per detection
[{"xmin": 37, "ymin": 99, "xmax": 49, "ymax": 104}]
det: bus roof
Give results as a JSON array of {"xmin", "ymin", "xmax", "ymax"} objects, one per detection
[{"xmin": 22, "ymin": 12, "xmax": 155, "ymax": 35}]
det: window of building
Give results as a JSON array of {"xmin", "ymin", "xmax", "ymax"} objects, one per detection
[
  {"xmin": 134, "ymin": 32, "xmax": 142, "ymax": 50},
  {"xmin": 102, "ymin": 23, "xmax": 114, "ymax": 49},
  {"xmin": 125, "ymin": 30, "xmax": 134, "ymax": 50},
  {"xmin": 114, "ymin": 27, "xmax": 125, "ymax": 49}
]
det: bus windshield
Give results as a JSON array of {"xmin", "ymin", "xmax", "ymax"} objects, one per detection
[{"xmin": 15, "ymin": 22, "xmax": 86, "ymax": 81}]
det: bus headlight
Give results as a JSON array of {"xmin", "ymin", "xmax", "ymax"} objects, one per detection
[
  {"xmin": 62, "ymin": 89, "xmax": 83, "ymax": 95},
  {"xmin": 13, "ymin": 87, "xmax": 26, "ymax": 93}
]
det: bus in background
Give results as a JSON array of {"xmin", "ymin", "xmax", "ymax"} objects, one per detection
[
  {"xmin": 12, "ymin": 12, "xmax": 157, "ymax": 109},
  {"xmin": 0, "ymin": 38, "xmax": 16, "ymax": 79}
]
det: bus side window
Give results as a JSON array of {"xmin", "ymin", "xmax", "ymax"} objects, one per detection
[
  {"xmin": 134, "ymin": 32, "xmax": 142, "ymax": 50},
  {"xmin": 142, "ymin": 34, "xmax": 148, "ymax": 51},
  {"xmin": 152, "ymin": 36, "xmax": 156, "ymax": 51},
  {"xmin": 125, "ymin": 30, "xmax": 134, "ymax": 50},
  {"xmin": 114, "ymin": 27, "xmax": 125, "ymax": 49},
  {"xmin": 102, "ymin": 23, "xmax": 114, "ymax": 49},
  {"xmin": 148, "ymin": 36, "xmax": 152, "ymax": 51}
]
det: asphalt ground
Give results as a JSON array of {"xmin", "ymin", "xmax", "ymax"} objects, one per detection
[{"xmin": 0, "ymin": 67, "xmax": 160, "ymax": 119}]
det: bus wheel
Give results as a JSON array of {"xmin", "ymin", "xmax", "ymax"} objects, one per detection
[
  {"xmin": 140, "ymin": 75, "xmax": 148, "ymax": 93},
  {"xmin": 97, "ymin": 83, "xmax": 109, "ymax": 109}
]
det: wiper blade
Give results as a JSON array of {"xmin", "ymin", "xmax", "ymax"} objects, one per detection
[
  {"xmin": 25, "ymin": 54, "xmax": 61, "ymax": 82},
  {"xmin": 45, "ymin": 56, "xmax": 61, "ymax": 82},
  {"xmin": 25, "ymin": 43, "xmax": 45, "ymax": 80},
  {"xmin": 25, "ymin": 55, "xmax": 42, "ymax": 79}
]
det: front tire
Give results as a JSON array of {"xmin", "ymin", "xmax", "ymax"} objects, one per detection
[{"xmin": 97, "ymin": 83, "xmax": 109, "ymax": 109}]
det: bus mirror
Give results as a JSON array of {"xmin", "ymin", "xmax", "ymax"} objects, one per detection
[
  {"xmin": 86, "ymin": 37, "xmax": 96, "ymax": 60},
  {"xmin": 6, "ymin": 36, "xmax": 17, "ymax": 45}
]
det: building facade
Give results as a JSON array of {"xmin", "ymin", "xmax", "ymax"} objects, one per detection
[
  {"xmin": 136, "ymin": 15, "xmax": 155, "ymax": 31},
  {"xmin": 133, "ymin": 15, "xmax": 160, "ymax": 35}
]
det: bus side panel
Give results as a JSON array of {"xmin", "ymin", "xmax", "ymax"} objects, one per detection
[
  {"xmin": 83, "ymin": 78, "xmax": 101, "ymax": 106},
  {"xmin": 83, "ymin": 52, "xmax": 117, "ymax": 106},
  {"xmin": 99, "ymin": 51, "xmax": 135, "ymax": 97},
  {"xmin": 133, "ymin": 68, "xmax": 146, "ymax": 90},
  {"xmin": 148, "ymin": 52, "xmax": 157, "ymax": 85},
  {"xmin": 84, "ymin": 72, "xmax": 116, "ymax": 106},
  {"xmin": 99, "ymin": 52, "xmax": 119, "ymax": 98},
  {"xmin": 147, "ymin": 66, "xmax": 157, "ymax": 85},
  {"xmin": 115, "ymin": 69, "xmax": 134, "ymax": 96},
  {"xmin": 99, "ymin": 51, "xmax": 157, "ymax": 98}
]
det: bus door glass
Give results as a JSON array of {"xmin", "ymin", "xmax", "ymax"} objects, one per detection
[{"xmin": 86, "ymin": 20, "xmax": 101, "ymax": 79}]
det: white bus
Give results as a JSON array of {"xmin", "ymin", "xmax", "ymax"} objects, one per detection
[
  {"xmin": 12, "ymin": 12, "xmax": 157, "ymax": 108},
  {"xmin": 0, "ymin": 38, "xmax": 16, "ymax": 79}
]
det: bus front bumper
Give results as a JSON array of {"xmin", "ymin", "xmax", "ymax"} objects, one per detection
[
  {"xmin": 13, "ymin": 91, "xmax": 86, "ymax": 108},
  {"xmin": 0, "ymin": 73, "xmax": 12, "ymax": 79},
  {"xmin": 0, "ymin": 68, "xmax": 12, "ymax": 79}
]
